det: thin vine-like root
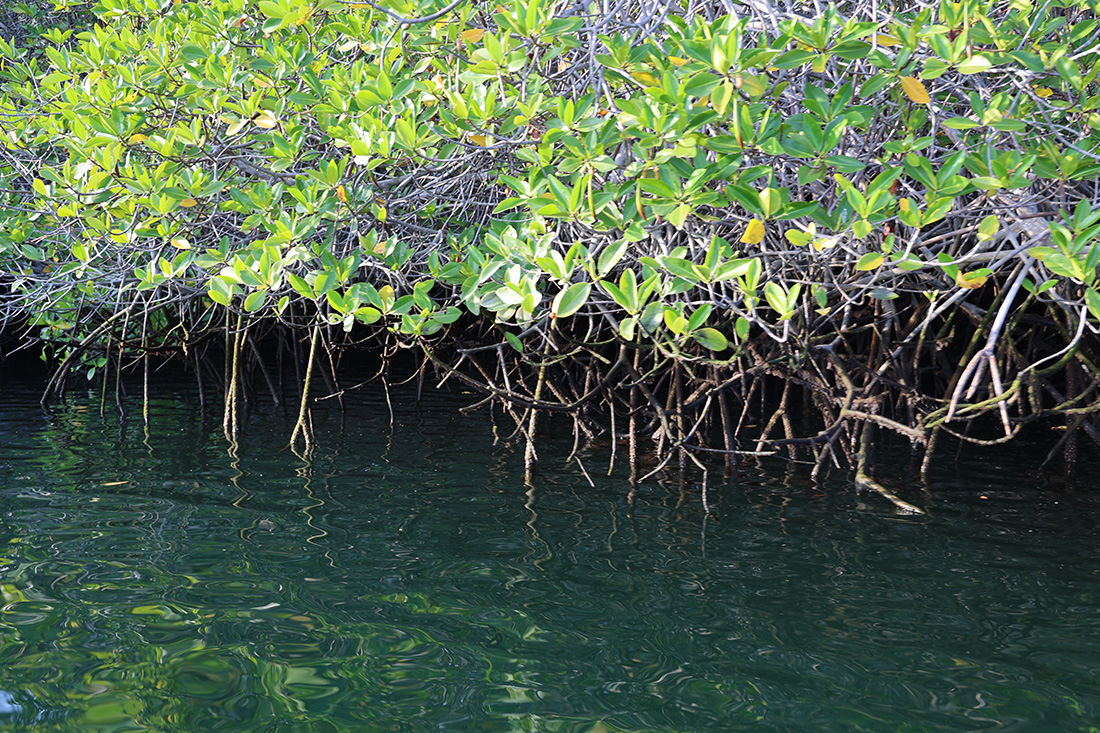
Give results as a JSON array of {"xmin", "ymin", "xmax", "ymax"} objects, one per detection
[
  {"xmin": 1041, "ymin": 380, "xmax": 1100, "ymax": 449},
  {"xmin": 222, "ymin": 312, "xmax": 233, "ymax": 439},
  {"xmin": 143, "ymin": 351, "xmax": 150, "ymax": 429},
  {"xmin": 629, "ymin": 352, "xmax": 639, "ymax": 482},
  {"xmin": 141, "ymin": 307, "xmax": 151, "ymax": 428},
  {"xmin": 920, "ymin": 427, "xmax": 940, "ymax": 483},
  {"xmin": 100, "ymin": 332, "xmax": 111, "ymax": 417},
  {"xmin": 223, "ymin": 312, "xmax": 245, "ymax": 441},
  {"xmin": 41, "ymin": 302, "xmax": 139, "ymax": 404},
  {"xmin": 248, "ymin": 330, "xmax": 280, "ymax": 406},
  {"xmin": 524, "ymin": 344, "xmax": 549, "ymax": 478},
  {"xmin": 290, "ymin": 325, "xmax": 320, "ymax": 451},
  {"xmin": 855, "ymin": 421, "xmax": 925, "ymax": 515},
  {"xmin": 946, "ymin": 266, "xmax": 1036, "ymax": 428},
  {"xmin": 718, "ymin": 388, "xmax": 737, "ymax": 475}
]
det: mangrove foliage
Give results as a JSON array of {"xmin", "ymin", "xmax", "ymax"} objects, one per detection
[{"xmin": 3, "ymin": 0, "xmax": 1100, "ymax": 500}]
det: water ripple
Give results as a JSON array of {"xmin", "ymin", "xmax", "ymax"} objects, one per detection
[{"xmin": 0, "ymin": 370, "xmax": 1099, "ymax": 730}]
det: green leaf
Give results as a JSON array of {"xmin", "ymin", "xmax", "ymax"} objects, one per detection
[
  {"xmin": 773, "ymin": 49, "xmax": 816, "ymax": 68},
  {"xmin": 619, "ymin": 316, "xmax": 637, "ymax": 341},
  {"xmin": 735, "ymin": 317, "xmax": 750, "ymax": 341},
  {"xmin": 1087, "ymin": 288, "xmax": 1100, "ymax": 324},
  {"xmin": 504, "ymin": 331, "xmax": 522, "ymax": 352},
  {"xmin": 943, "ymin": 117, "xmax": 980, "ymax": 129},
  {"xmin": 667, "ymin": 202, "xmax": 692, "ymax": 229},
  {"xmin": 977, "ymin": 215, "xmax": 999, "ymax": 242},
  {"xmin": 639, "ymin": 301, "xmax": 664, "ymax": 336},
  {"xmin": 856, "ymin": 252, "xmax": 884, "ymax": 271},
  {"xmin": 1056, "ymin": 56, "xmax": 1083, "ymax": 91},
  {"xmin": 758, "ymin": 187, "xmax": 782, "ymax": 218},
  {"xmin": 713, "ymin": 258, "xmax": 755, "ymax": 281},
  {"xmin": 1028, "ymin": 246, "xmax": 1056, "ymax": 262},
  {"xmin": 243, "ymin": 290, "xmax": 266, "ymax": 312},
  {"xmin": 663, "ymin": 307, "xmax": 687, "ymax": 335},
  {"xmin": 686, "ymin": 303, "xmax": 712, "ymax": 332},
  {"xmin": 691, "ymin": 328, "xmax": 728, "ymax": 351},
  {"xmin": 957, "ymin": 55, "xmax": 993, "ymax": 74},
  {"xmin": 257, "ymin": 0, "xmax": 286, "ymax": 18},
  {"xmin": 208, "ymin": 277, "xmax": 235, "ymax": 306},
  {"xmin": 355, "ymin": 306, "xmax": 382, "ymax": 325},
  {"xmin": 552, "ymin": 281, "xmax": 590, "ymax": 319},
  {"xmin": 597, "ymin": 239, "xmax": 628, "ymax": 276},
  {"xmin": 824, "ymin": 155, "xmax": 865, "ymax": 173},
  {"xmin": 969, "ymin": 176, "xmax": 1003, "ymax": 191},
  {"xmin": 764, "ymin": 282, "xmax": 788, "ymax": 316}
]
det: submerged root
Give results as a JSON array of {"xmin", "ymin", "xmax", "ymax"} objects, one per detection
[{"xmin": 289, "ymin": 326, "xmax": 320, "ymax": 452}]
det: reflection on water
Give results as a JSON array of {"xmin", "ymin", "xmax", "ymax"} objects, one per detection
[{"xmin": 0, "ymin": 369, "xmax": 1099, "ymax": 731}]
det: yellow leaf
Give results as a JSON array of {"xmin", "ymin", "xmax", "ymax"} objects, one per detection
[
  {"xmin": 170, "ymin": 238, "xmax": 191, "ymax": 250},
  {"xmin": 128, "ymin": 133, "xmax": 148, "ymax": 144},
  {"xmin": 739, "ymin": 73, "xmax": 769, "ymax": 98},
  {"xmin": 1032, "ymin": 85, "xmax": 1053, "ymax": 98},
  {"xmin": 253, "ymin": 111, "xmax": 278, "ymax": 129},
  {"xmin": 874, "ymin": 33, "xmax": 902, "ymax": 46},
  {"xmin": 253, "ymin": 76, "xmax": 272, "ymax": 88},
  {"xmin": 740, "ymin": 218, "xmax": 765, "ymax": 244},
  {"xmin": 460, "ymin": 28, "xmax": 485, "ymax": 43},
  {"xmin": 102, "ymin": 481, "xmax": 129, "ymax": 486},
  {"xmin": 956, "ymin": 271, "xmax": 987, "ymax": 289},
  {"xmin": 630, "ymin": 71, "xmax": 660, "ymax": 87},
  {"xmin": 899, "ymin": 198, "xmax": 911, "ymax": 211},
  {"xmin": 669, "ymin": 56, "xmax": 689, "ymax": 67},
  {"xmin": 179, "ymin": 198, "xmax": 198, "ymax": 207},
  {"xmin": 226, "ymin": 118, "xmax": 247, "ymax": 136},
  {"xmin": 469, "ymin": 134, "xmax": 487, "ymax": 147},
  {"xmin": 812, "ymin": 236, "xmax": 839, "ymax": 252},
  {"xmin": 335, "ymin": 185, "xmax": 347, "ymax": 203},
  {"xmin": 900, "ymin": 76, "xmax": 930, "ymax": 105}
]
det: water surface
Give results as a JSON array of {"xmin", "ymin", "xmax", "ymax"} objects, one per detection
[{"xmin": 1, "ymin": 370, "xmax": 1099, "ymax": 731}]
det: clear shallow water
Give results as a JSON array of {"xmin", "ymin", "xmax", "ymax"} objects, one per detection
[{"xmin": 0, "ymin": 371, "xmax": 1099, "ymax": 731}]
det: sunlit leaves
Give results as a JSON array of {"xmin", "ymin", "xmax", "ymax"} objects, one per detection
[{"xmin": 2, "ymin": 0, "xmax": 1099, "ymax": 392}]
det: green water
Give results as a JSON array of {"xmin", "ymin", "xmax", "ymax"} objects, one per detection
[{"xmin": 1, "ymin": 371, "xmax": 1100, "ymax": 732}]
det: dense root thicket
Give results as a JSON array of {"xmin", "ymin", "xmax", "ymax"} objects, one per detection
[{"xmin": 3, "ymin": 0, "xmax": 1100, "ymax": 504}]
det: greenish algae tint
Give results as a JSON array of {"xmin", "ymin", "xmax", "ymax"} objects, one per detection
[{"xmin": 1, "ymin": 371, "xmax": 1099, "ymax": 731}]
